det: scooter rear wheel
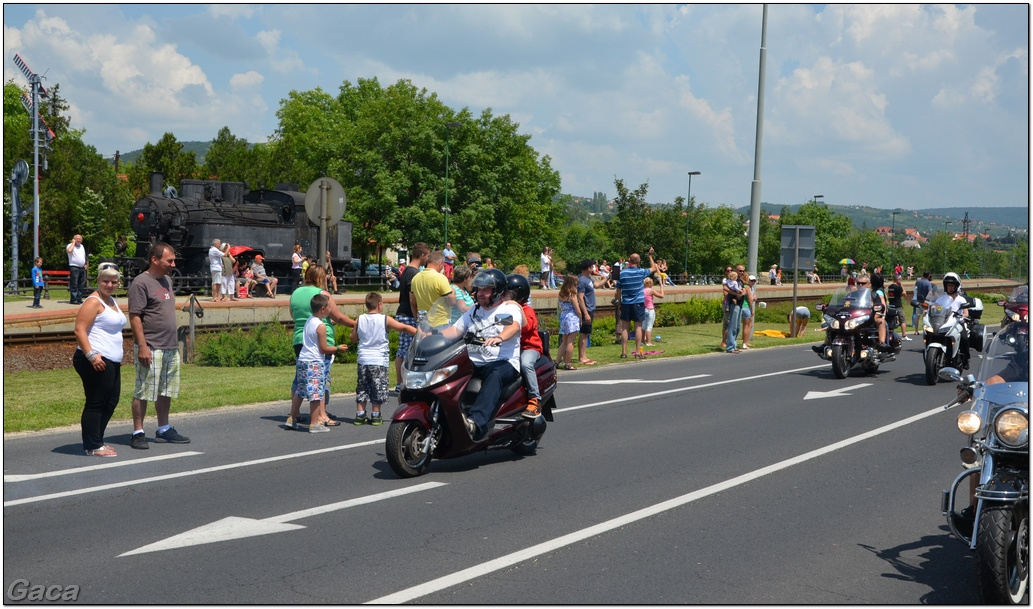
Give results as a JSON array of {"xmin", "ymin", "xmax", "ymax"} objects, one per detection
[{"xmin": 386, "ymin": 420, "xmax": 432, "ymax": 478}]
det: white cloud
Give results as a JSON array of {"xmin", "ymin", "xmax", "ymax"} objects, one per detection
[{"xmin": 230, "ymin": 71, "xmax": 264, "ymax": 89}]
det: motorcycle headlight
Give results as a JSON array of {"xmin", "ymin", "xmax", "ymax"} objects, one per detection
[
  {"xmin": 823, "ymin": 314, "xmax": 838, "ymax": 329},
  {"xmin": 993, "ymin": 407, "xmax": 1029, "ymax": 449},
  {"xmin": 1008, "ymin": 310, "xmax": 1021, "ymax": 321},
  {"xmin": 844, "ymin": 315, "xmax": 870, "ymax": 331},
  {"xmin": 957, "ymin": 409, "xmax": 982, "ymax": 435},
  {"xmin": 403, "ymin": 365, "xmax": 458, "ymax": 390},
  {"xmin": 924, "ymin": 324, "xmax": 934, "ymax": 333}
]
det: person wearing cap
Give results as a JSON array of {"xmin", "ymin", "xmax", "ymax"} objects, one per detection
[
  {"xmin": 251, "ymin": 255, "xmax": 278, "ymax": 297},
  {"xmin": 742, "ymin": 274, "xmax": 758, "ymax": 349}
]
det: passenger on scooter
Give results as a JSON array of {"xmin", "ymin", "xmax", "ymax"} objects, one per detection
[
  {"xmin": 436, "ymin": 268, "xmax": 524, "ymax": 440},
  {"xmin": 506, "ymin": 273, "xmax": 544, "ymax": 419},
  {"xmin": 941, "ymin": 272, "xmax": 971, "ymax": 368}
]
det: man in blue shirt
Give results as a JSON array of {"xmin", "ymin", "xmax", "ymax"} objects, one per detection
[
  {"xmin": 617, "ymin": 249, "xmax": 656, "ymax": 358},
  {"xmin": 912, "ymin": 270, "xmax": 933, "ymax": 336}
]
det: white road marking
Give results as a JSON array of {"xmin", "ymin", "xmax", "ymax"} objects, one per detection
[
  {"xmin": 119, "ymin": 482, "xmax": 447, "ymax": 556},
  {"xmin": 563, "ymin": 374, "xmax": 710, "ymax": 385},
  {"xmin": 557, "ymin": 364, "xmax": 828, "ymax": 413},
  {"xmin": 366, "ymin": 406, "xmax": 946, "ymax": 604},
  {"xmin": 3, "ymin": 452, "xmax": 203, "ymax": 482},
  {"xmin": 803, "ymin": 383, "xmax": 873, "ymax": 400},
  {"xmin": 2, "ymin": 440, "xmax": 385, "ymax": 508}
]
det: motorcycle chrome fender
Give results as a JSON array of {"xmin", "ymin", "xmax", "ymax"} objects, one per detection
[{"xmin": 977, "ymin": 469, "xmax": 1030, "ymax": 503}]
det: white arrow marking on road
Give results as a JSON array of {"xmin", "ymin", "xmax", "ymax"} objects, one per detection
[
  {"xmin": 119, "ymin": 481, "xmax": 447, "ymax": 557},
  {"xmin": 564, "ymin": 374, "xmax": 710, "ymax": 385},
  {"xmin": 803, "ymin": 383, "xmax": 872, "ymax": 400},
  {"xmin": 4, "ymin": 452, "xmax": 203, "ymax": 482}
]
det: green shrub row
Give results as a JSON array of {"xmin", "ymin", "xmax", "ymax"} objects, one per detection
[{"xmin": 195, "ymin": 322, "xmax": 372, "ymax": 367}]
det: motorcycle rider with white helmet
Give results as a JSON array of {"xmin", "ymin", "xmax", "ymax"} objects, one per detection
[{"xmin": 941, "ymin": 272, "xmax": 971, "ymax": 367}]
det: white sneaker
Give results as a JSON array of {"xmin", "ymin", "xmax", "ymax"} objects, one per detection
[
  {"xmin": 309, "ymin": 423, "xmax": 329, "ymax": 434},
  {"xmin": 903, "ymin": 335, "xmax": 913, "ymax": 341}
]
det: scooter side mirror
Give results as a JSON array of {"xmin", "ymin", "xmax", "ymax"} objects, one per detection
[
  {"xmin": 938, "ymin": 367, "xmax": 962, "ymax": 382},
  {"xmin": 816, "ymin": 303, "xmax": 827, "ymax": 312},
  {"xmin": 998, "ymin": 300, "xmax": 1007, "ymax": 307},
  {"xmin": 495, "ymin": 315, "xmax": 514, "ymax": 326}
]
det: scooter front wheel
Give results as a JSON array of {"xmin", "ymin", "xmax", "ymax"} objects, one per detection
[{"xmin": 386, "ymin": 420, "xmax": 432, "ymax": 478}]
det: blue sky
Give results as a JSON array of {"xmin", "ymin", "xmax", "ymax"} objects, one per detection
[{"xmin": 4, "ymin": 4, "xmax": 1029, "ymax": 210}]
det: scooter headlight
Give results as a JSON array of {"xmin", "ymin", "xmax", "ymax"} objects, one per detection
[
  {"xmin": 403, "ymin": 365, "xmax": 458, "ymax": 390},
  {"xmin": 843, "ymin": 315, "xmax": 870, "ymax": 331},
  {"xmin": 957, "ymin": 409, "xmax": 982, "ymax": 435},
  {"xmin": 993, "ymin": 406, "xmax": 1028, "ymax": 449},
  {"xmin": 823, "ymin": 314, "xmax": 838, "ymax": 329}
]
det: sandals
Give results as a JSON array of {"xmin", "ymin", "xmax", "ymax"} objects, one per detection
[
  {"xmin": 321, "ymin": 419, "xmax": 341, "ymax": 427},
  {"xmin": 579, "ymin": 360, "xmax": 596, "ymax": 366},
  {"xmin": 561, "ymin": 363, "xmax": 577, "ymax": 371},
  {"xmin": 86, "ymin": 445, "xmax": 117, "ymax": 457}
]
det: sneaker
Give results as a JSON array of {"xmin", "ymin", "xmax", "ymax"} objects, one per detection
[
  {"xmin": 353, "ymin": 414, "xmax": 369, "ymax": 426},
  {"xmin": 388, "ymin": 384, "xmax": 401, "ymax": 397},
  {"xmin": 370, "ymin": 414, "xmax": 383, "ymax": 426},
  {"xmin": 903, "ymin": 335, "xmax": 913, "ymax": 341},
  {"xmin": 285, "ymin": 416, "xmax": 298, "ymax": 431},
  {"xmin": 522, "ymin": 397, "xmax": 541, "ymax": 419},
  {"xmin": 130, "ymin": 433, "xmax": 149, "ymax": 450},
  {"xmin": 462, "ymin": 413, "xmax": 478, "ymax": 438},
  {"xmin": 309, "ymin": 423, "xmax": 330, "ymax": 434},
  {"xmin": 155, "ymin": 427, "xmax": 191, "ymax": 444}
]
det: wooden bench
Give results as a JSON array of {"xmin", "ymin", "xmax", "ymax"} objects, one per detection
[{"xmin": 42, "ymin": 269, "xmax": 70, "ymax": 300}]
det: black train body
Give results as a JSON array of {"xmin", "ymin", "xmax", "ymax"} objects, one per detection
[{"xmin": 127, "ymin": 172, "xmax": 352, "ymax": 289}]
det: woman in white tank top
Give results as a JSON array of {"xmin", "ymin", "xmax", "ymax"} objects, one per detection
[{"xmin": 73, "ymin": 264, "xmax": 127, "ymax": 457}]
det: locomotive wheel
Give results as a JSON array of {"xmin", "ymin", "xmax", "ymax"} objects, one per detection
[{"xmin": 165, "ymin": 268, "xmax": 185, "ymax": 295}]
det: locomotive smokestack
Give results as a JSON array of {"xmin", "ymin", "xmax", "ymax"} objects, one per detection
[{"xmin": 149, "ymin": 172, "xmax": 164, "ymax": 197}]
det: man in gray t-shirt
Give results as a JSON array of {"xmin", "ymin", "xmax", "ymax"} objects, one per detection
[{"xmin": 127, "ymin": 242, "xmax": 190, "ymax": 449}]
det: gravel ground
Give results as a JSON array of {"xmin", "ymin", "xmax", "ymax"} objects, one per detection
[{"xmin": 4, "ymin": 339, "xmax": 135, "ymax": 373}]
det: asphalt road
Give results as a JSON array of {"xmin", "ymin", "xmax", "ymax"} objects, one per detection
[{"xmin": 3, "ymin": 338, "xmax": 994, "ymax": 603}]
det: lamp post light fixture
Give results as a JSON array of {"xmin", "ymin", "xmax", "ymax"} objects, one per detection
[
  {"xmin": 814, "ymin": 194, "xmax": 824, "ymax": 206},
  {"xmin": 684, "ymin": 171, "xmax": 701, "ymax": 279},
  {"xmin": 443, "ymin": 121, "xmax": 462, "ymax": 244},
  {"xmin": 891, "ymin": 210, "xmax": 900, "ymax": 266}
]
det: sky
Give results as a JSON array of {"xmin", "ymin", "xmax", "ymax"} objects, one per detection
[{"xmin": 3, "ymin": 4, "xmax": 1029, "ymax": 211}]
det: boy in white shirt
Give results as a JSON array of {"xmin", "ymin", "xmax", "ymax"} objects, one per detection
[
  {"xmin": 349, "ymin": 292, "xmax": 417, "ymax": 425},
  {"xmin": 297, "ymin": 294, "xmax": 348, "ymax": 433}
]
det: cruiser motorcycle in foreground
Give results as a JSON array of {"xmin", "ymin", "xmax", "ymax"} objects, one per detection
[
  {"xmin": 999, "ymin": 285, "xmax": 1029, "ymax": 329},
  {"xmin": 814, "ymin": 287, "xmax": 902, "ymax": 379},
  {"xmin": 385, "ymin": 298, "xmax": 556, "ymax": 478},
  {"xmin": 941, "ymin": 322, "xmax": 1029, "ymax": 604}
]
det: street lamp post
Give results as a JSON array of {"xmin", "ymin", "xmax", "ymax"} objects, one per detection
[
  {"xmin": 684, "ymin": 171, "xmax": 701, "ymax": 282},
  {"xmin": 944, "ymin": 221, "xmax": 952, "ymax": 272},
  {"xmin": 814, "ymin": 194, "xmax": 824, "ymax": 206},
  {"xmin": 443, "ymin": 121, "xmax": 462, "ymax": 244},
  {"xmin": 891, "ymin": 210, "xmax": 900, "ymax": 268}
]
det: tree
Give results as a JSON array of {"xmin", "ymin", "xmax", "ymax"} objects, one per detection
[
  {"xmin": 124, "ymin": 132, "xmax": 199, "ymax": 198},
  {"xmin": 201, "ymin": 127, "xmax": 251, "ymax": 180}
]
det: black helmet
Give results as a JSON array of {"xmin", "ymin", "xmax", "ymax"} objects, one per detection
[
  {"xmin": 471, "ymin": 268, "xmax": 507, "ymax": 305},
  {"xmin": 506, "ymin": 273, "xmax": 531, "ymax": 304}
]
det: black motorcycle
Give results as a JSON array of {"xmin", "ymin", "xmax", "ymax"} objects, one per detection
[
  {"xmin": 815, "ymin": 287, "xmax": 902, "ymax": 378},
  {"xmin": 941, "ymin": 323, "xmax": 1029, "ymax": 604}
]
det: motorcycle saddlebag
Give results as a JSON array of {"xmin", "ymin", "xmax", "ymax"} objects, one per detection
[{"xmin": 970, "ymin": 323, "xmax": 986, "ymax": 353}]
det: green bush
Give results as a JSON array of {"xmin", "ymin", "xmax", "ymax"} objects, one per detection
[
  {"xmin": 196, "ymin": 321, "xmax": 360, "ymax": 367},
  {"xmin": 969, "ymin": 291, "xmax": 1006, "ymax": 304}
]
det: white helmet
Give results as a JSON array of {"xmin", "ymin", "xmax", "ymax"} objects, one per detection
[{"xmin": 943, "ymin": 272, "xmax": 962, "ymax": 291}]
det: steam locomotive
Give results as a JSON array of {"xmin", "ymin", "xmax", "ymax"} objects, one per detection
[{"xmin": 120, "ymin": 172, "xmax": 352, "ymax": 293}]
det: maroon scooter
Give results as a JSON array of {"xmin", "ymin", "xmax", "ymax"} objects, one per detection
[{"xmin": 385, "ymin": 313, "xmax": 557, "ymax": 478}]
